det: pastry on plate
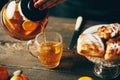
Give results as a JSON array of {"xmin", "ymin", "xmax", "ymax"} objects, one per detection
[
  {"xmin": 104, "ymin": 37, "xmax": 120, "ymax": 61},
  {"xmin": 97, "ymin": 23, "xmax": 120, "ymax": 39},
  {"xmin": 77, "ymin": 34, "xmax": 105, "ymax": 57}
]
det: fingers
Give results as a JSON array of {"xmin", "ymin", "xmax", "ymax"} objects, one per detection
[
  {"xmin": 33, "ymin": 0, "xmax": 37, "ymax": 2},
  {"xmin": 34, "ymin": 0, "xmax": 47, "ymax": 8},
  {"xmin": 47, "ymin": 0, "xmax": 65, "ymax": 8},
  {"xmin": 38, "ymin": 0, "xmax": 58, "ymax": 10},
  {"xmin": 34, "ymin": 0, "xmax": 65, "ymax": 10},
  {"xmin": 40, "ymin": 0, "xmax": 65, "ymax": 10}
]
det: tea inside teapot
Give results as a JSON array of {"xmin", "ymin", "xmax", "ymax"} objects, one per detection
[{"xmin": 1, "ymin": 0, "xmax": 48, "ymax": 40}]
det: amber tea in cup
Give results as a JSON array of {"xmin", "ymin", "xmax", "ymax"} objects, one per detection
[{"xmin": 27, "ymin": 32, "xmax": 63, "ymax": 68}]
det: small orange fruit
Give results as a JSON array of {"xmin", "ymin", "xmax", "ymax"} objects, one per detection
[
  {"xmin": 22, "ymin": 20, "xmax": 39, "ymax": 31},
  {"xmin": 78, "ymin": 76, "xmax": 93, "ymax": 80},
  {"xmin": 10, "ymin": 70, "xmax": 29, "ymax": 80},
  {"xmin": 10, "ymin": 76, "xmax": 21, "ymax": 80},
  {"xmin": 0, "ymin": 65, "xmax": 9, "ymax": 80}
]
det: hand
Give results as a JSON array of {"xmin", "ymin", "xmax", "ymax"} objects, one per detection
[{"xmin": 33, "ymin": 0, "xmax": 65, "ymax": 10}]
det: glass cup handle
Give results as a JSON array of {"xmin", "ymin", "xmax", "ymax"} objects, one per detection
[{"xmin": 27, "ymin": 40, "xmax": 38, "ymax": 58}]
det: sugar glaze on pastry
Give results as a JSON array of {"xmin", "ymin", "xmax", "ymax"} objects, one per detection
[
  {"xmin": 77, "ymin": 23, "xmax": 120, "ymax": 61},
  {"xmin": 104, "ymin": 38, "xmax": 120, "ymax": 61},
  {"xmin": 97, "ymin": 23, "xmax": 120, "ymax": 39},
  {"xmin": 77, "ymin": 34, "xmax": 105, "ymax": 57}
]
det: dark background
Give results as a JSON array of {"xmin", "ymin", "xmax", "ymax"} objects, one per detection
[
  {"xmin": 1, "ymin": 0, "xmax": 120, "ymax": 22},
  {"xmin": 49, "ymin": 0, "xmax": 120, "ymax": 22}
]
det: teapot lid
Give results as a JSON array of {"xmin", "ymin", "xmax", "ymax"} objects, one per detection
[{"xmin": 20, "ymin": 0, "xmax": 48, "ymax": 21}]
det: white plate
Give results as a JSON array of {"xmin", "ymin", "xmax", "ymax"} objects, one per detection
[
  {"xmin": 83, "ymin": 24, "xmax": 107, "ymax": 34},
  {"xmin": 80, "ymin": 24, "xmax": 120, "ymax": 66}
]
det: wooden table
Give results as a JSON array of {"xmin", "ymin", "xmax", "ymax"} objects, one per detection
[{"xmin": 0, "ymin": 16, "xmax": 120, "ymax": 80}]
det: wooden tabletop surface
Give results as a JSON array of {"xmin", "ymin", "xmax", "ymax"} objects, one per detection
[{"xmin": 0, "ymin": 16, "xmax": 120, "ymax": 80}]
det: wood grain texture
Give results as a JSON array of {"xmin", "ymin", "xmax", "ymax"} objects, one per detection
[{"xmin": 0, "ymin": 16, "xmax": 119, "ymax": 80}]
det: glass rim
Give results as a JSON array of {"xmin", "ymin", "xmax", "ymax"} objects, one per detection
[{"xmin": 35, "ymin": 31, "xmax": 63, "ymax": 44}]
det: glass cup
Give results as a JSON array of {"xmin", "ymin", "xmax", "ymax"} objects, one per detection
[{"xmin": 27, "ymin": 32, "xmax": 63, "ymax": 68}]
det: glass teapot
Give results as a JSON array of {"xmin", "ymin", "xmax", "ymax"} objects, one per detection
[{"xmin": 0, "ymin": 0, "xmax": 48, "ymax": 40}]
